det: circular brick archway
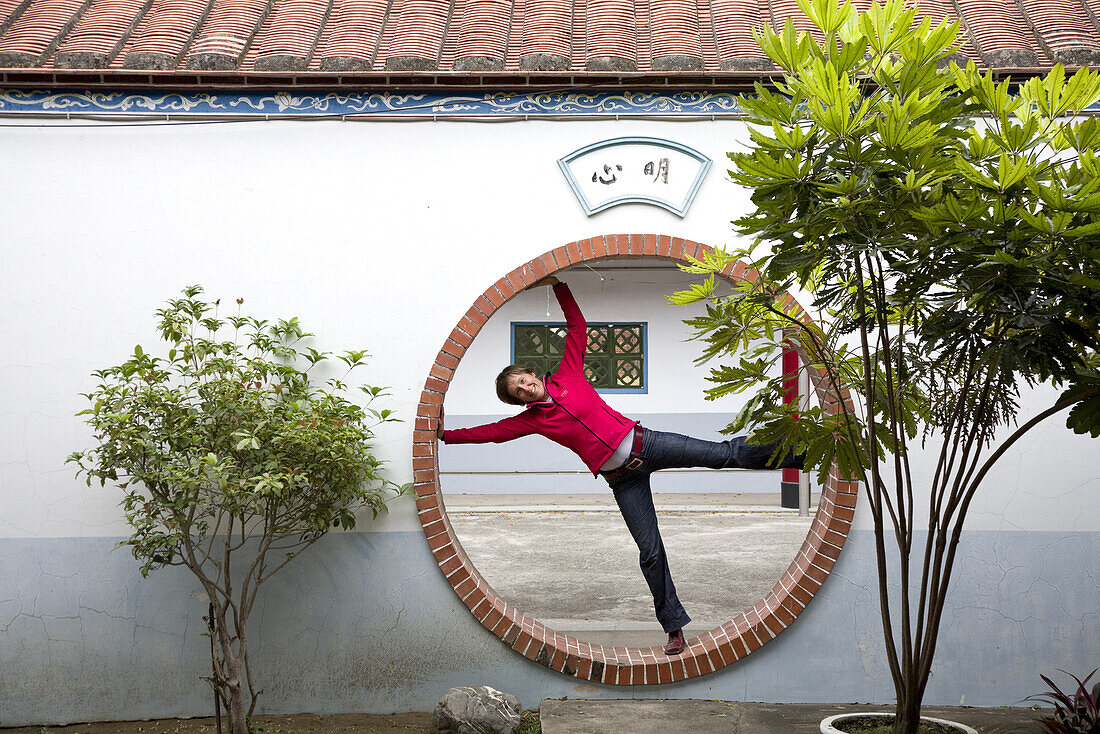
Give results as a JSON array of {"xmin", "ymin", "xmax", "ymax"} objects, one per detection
[{"xmin": 413, "ymin": 234, "xmax": 858, "ymax": 685}]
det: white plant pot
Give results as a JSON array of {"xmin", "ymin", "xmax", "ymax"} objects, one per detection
[{"xmin": 820, "ymin": 712, "xmax": 980, "ymax": 734}]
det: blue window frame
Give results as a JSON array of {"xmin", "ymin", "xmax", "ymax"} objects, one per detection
[{"xmin": 510, "ymin": 322, "xmax": 648, "ymax": 394}]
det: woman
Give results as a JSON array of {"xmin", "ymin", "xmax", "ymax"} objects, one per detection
[{"xmin": 436, "ymin": 276, "xmax": 802, "ymax": 655}]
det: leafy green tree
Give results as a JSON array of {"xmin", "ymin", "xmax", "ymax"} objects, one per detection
[
  {"xmin": 69, "ymin": 286, "xmax": 407, "ymax": 734},
  {"xmin": 672, "ymin": 1, "xmax": 1100, "ymax": 731}
]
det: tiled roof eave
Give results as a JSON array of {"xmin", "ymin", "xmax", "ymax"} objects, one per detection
[{"xmin": 0, "ymin": 65, "xmax": 1068, "ymax": 91}]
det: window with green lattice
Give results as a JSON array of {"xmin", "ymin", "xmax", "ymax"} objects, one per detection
[{"xmin": 511, "ymin": 322, "xmax": 647, "ymax": 392}]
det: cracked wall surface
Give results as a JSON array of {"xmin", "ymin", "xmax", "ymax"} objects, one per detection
[{"xmin": 2, "ymin": 529, "xmax": 1098, "ymax": 724}]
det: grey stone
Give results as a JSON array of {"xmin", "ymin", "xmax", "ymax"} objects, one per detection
[
  {"xmin": 186, "ymin": 52, "xmax": 240, "ymax": 70},
  {"xmin": 981, "ymin": 47, "xmax": 1039, "ymax": 68},
  {"xmin": 254, "ymin": 54, "xmax": 308, "ymax": 71},
  {"xmin": 586, "ymin": 55, "xmax": 637, "ymax": 72},
  {"xmin": 519, "ymin": 52, "xmax": 569, "ymax": 71},
  {"xmin": 720, "ymin": 56, "xmax": 773, "ymax": 71},
  {"xmin": 1051, "ymin": 46, "xmax": 1100, "ymax": 67},
  {"xmin": 454, "ymin": 55, "xmax": 504, "ymax": 71},
  {"xmin": 319, "ymin": 55, "xmax": 371, "ymax": 71},
  {"xmin": 432, "ymin": 685, "xmax": 522, "ymax": 734},
  {"xmin": 123, "ymin": 51, "xmax": 177, "ymax": 70},
  {"xmin": 55, "ymin": 50, "xmax": 109, "ymax": 68},
  {"xmin": 0, "ymin": 51, "xmax": 39, "ymax": 67},
  {"xmin": 386, "ymin": 55, "xmax": 437, "ymax": 71},
  {"xmin": 651, "ymin": 54, "xmax": 703, "ymax": 71}
]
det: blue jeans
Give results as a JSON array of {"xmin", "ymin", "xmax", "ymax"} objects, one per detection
[{"xmin": 603, "ymin": 428, "xmax": 803, "ymax": 633}]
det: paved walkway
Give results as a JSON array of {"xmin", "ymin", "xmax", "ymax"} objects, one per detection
[
  {"xmin": 445, "ymin": 493, "xmax": 817, "ymax": 647},
  {"xmin": 540, "ymin": 700, "xmax": 1043, "ymax": 733}
]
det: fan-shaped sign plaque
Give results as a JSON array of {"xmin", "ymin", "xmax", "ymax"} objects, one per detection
[{"xmin": 558, "ymin": 137, "xmax": 712, "ymax": 217}]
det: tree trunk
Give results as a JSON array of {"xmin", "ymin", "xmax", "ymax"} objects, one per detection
[
  {"xmin": 223, "ymin": 653, "xmax": 250, "ymax": 734},
  {"xmin": 893, "ymin": 690, "xmax": 922, "ymax": 734}
]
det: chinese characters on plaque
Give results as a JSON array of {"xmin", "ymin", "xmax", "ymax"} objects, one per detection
[{"xmin": 558, "ymin": 138, "xmax": 711, "ymax": 217}]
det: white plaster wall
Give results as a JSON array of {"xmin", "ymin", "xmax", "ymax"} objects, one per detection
[
  {"xmin": 0, "ymin": 116, "xmax": 1097, "ymax": 541},
  {"xmin": 444, "ymin": 266, "xmax": 732, "ymax": 417}
]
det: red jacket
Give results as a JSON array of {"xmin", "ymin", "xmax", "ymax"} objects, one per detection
[{"xmin": 441, "ymin": 282, "xmax": 637, "ymax": 476}]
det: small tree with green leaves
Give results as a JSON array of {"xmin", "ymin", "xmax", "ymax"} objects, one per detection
[
  {"xmin": 69, "ymin": 286, "xmax": 407, "ymax": 734},
  {"xmin": 671, "ymin": 1, "xmax": 1100, "ymax": 731}
]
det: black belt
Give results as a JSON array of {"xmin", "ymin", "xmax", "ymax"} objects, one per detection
[{"xmin": 600, "ymin": 425, "xmax": 644, "ymax": 483}]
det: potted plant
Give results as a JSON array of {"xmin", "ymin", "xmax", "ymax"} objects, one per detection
[{"xmin": 671, "ymin": 0, "xmax": 1100, "ymax": 732}]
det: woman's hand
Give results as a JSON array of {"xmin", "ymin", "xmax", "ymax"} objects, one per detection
[
  {"xmin": 527, "ymin": 275, "xmax": 560, "ymax": 290},
  {"xmin": 435, "ymin": 405, "xmax": 445, "ymax": 440}
]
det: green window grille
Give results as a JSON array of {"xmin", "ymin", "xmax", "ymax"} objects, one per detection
[{"xmin": 511, "ymin": 322, "xmax": 646, "ymax": 391}]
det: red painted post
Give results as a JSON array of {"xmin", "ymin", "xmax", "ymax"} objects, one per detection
[{"xmin": 781, "ymin": 337, "xmax": 799, "ymax": 508}]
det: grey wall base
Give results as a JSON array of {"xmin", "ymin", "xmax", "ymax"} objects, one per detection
[{"xmin": 1, "ymin": 530, "xmax": 1097, "ymax": 725}]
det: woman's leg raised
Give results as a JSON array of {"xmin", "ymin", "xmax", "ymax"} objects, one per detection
[{"xmin": 640, "ymin": 429, "xmax": 801, "ymax": 472}]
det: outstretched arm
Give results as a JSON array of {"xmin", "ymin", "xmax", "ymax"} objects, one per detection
[
  {"xmin": 551, "ymin": 281, "xmax": 587, "ymax": 377},
  {"xmin": 439, "ymin": 412, "xmax": 539, "ymax": 444}
]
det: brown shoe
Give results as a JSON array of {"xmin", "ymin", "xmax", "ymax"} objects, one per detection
[{"xmin": 663, "ymin": 629, "xmax": 685, "ymax": 655}]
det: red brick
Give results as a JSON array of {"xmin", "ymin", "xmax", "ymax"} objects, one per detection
[
  {"xmin": 577, "ymin": 658, "xmax": 592, "ymax": 680},
  {"xmin": 540, "ymin": 252, "xmax": 560, "ymax": 275},
  {"xmin": 435, "ymin": 351, "xmax": 459, "ymax": 370},
  {"xmin": 550, "ymin": 246, "xmax": 569, "ymax": 268},
  {"xmin": 593, "ymin": 236, "xmax": 609, "ymax": 257},
  {"xmin": 463, "ymin": 586, "xmax": 487, "ymax": 612},
  {"xmin": 482, "ymin": 606, "xmax": 503, "ymax": 630},
  {"xmin": 643, "ymin": 234, "xmax": 657, "ymax": 255},
  {"xmin": 566, "ymin": 241, "xmax": 581, "ymax": 263},
  {"xmin": 788, "ymin": 581, "xmax": 814, "ymax": 606},
  {"xmin": 413, "ymin": 468, "xmax": 435, "ymax": 483},
  {"xmin": 474, "ymin": 295, "xmax": 497, "ymax": 317},
  {"xmin": 513, "ymin": 630, "xmax": 533, "ymax": 656},
  {"xmin": 437, "ymin": 553, "xmax": 461, "ymax": 576},
  {"xmin": 644, "ymin": 662, "xmax": 658, "ymax": 684},
  {"xmin": 684, "ymin": 654, "xmax": 701, "ymax": 677},
  {"xmin": 412, "ymin": 443, "xmax": 434, "ymax": 458},
  {"xmin": 762, "ymin": 613, "xmax": 784, "ymax": 636},
  {"xmin": 415, "ymin": 494, "xmax": 440, "ymax": 511},
  {"xmin": 413, "ymin": 482, "xmax": 438, "ymax": 497},
  {"xmin": 628, "ymin": 234, "xmax": 643, "ymax": 255},
  {"xmin": 656, "ymin": 234, "xmax": 672, "ymax": 256},
  {"xmin": 832, "ymin": 505, "xmax": 855, "ymax": 522},
  {"xmin": 616, "ymin": 666, "xmax": 632, "ymax": 685},
  {"xmin": 454, "ymin": 576, "xmax": 476, "ymax": 597},
  {"xmin": 529, "ymin": 257, "xmax": 548, "ymax": 280},
  {"xmin": 491, "ymin": 614, "xmax": 513, "ymax": 638},
  {"xmin": 447, "ymin": 327, "xmax": 473, "ymax": 348},
  {"xmin": 695, "ymin": 653, "xmax": 714, "ymax": 675},
  {"xmin": 494, "ymin": 277, "xmax": 517, "ymax": 300},
  {"xmin": 422, "ymin": 518, "xmax": 446, "ymax": 538},
  {"xmin": 424, "ymin": 365, "xmax": 451, "ymax": 382},
  {"xmin": 579, "ymin": 238, "xmax": 594, "ymax": 259},
  {"xmin": 483, "ymin": 287, "xmax": 505, "ymax": 308},
  {"xmin": 551, "ymin": 648, "xmax": 567, "ymax": 672},
  {"xmin": 614, "ymin": 234, "xmax": 630, "ymax": 255},
  {"xmin": 419, "ymin": 389, "xmax": 444, "ymax": 405},
  {"xmin": 464, "ymin": 306, "xmax": 489, "ymax": 328},
  {"xmin": 432, "ymin": 542, "xmax": 455, "ymax": 564},
  {"xmin": 427, "ymin": 531, "xmax": 452, "ymax": 550}
]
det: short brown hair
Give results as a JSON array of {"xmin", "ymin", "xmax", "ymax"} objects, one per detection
[{"xmin": 495, "ymin": 364, "xmax": 536, "ymax": 406}]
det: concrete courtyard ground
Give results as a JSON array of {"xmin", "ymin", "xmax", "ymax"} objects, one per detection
[
  {"xmin": 3, "ymin": 703, "xmax": 1047, "ymax": 734},
  {"xmin": 445, "ymin": 492, "xmax": 819, "ymax": 647}
]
